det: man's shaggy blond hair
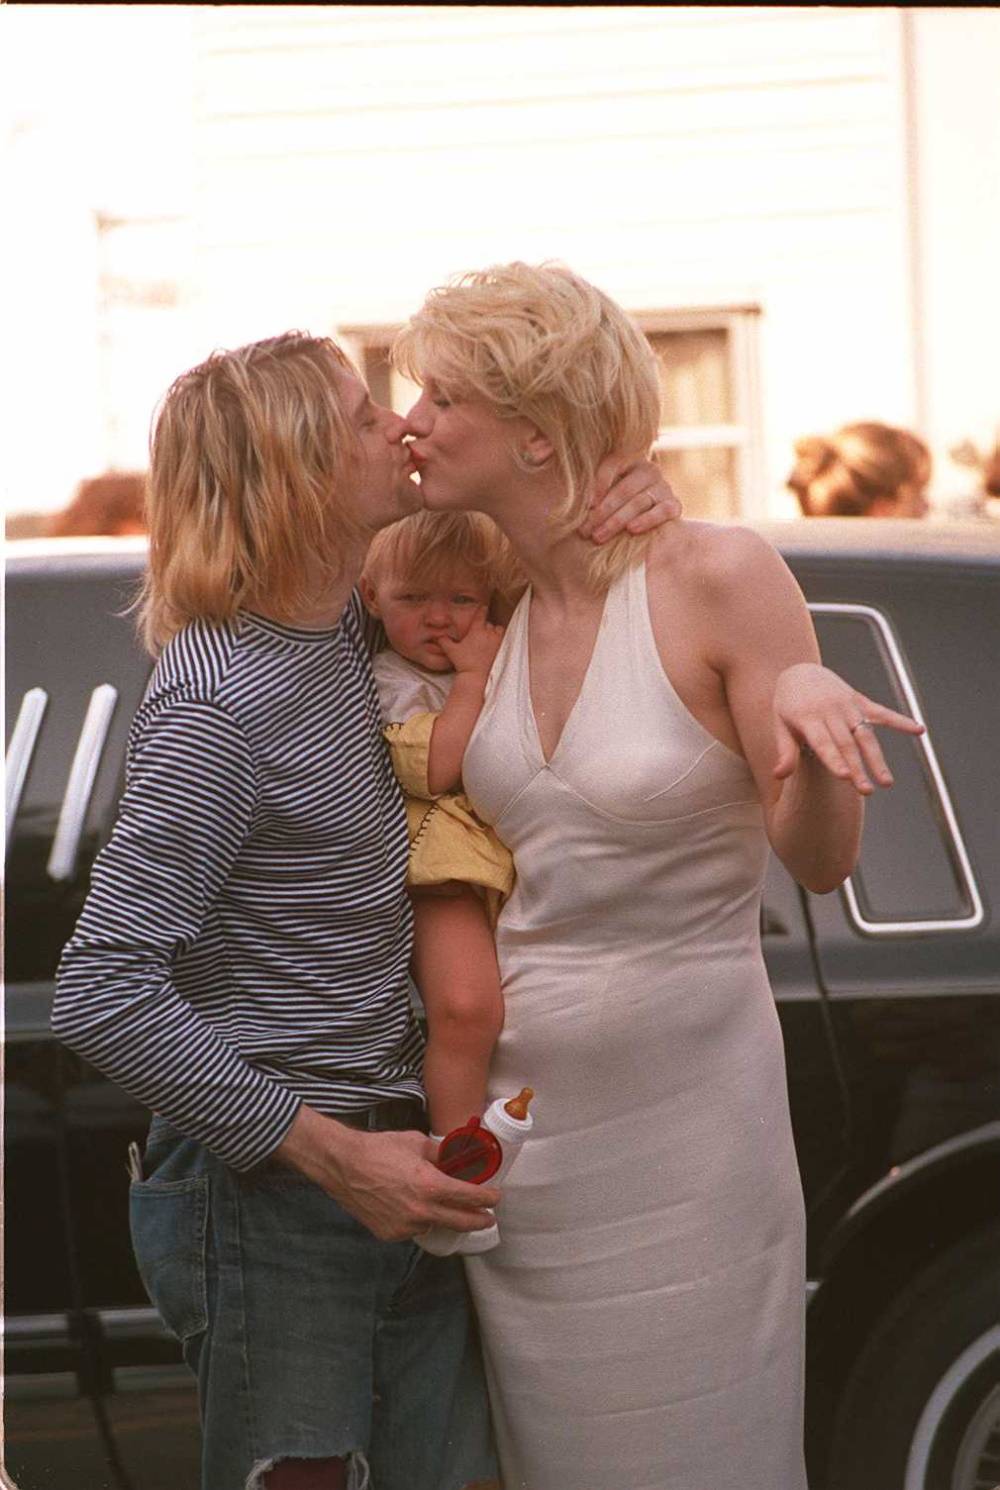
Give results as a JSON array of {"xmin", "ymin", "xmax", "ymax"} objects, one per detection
[
  {"xmin": 362, "ymin": 510, "xmax": 524, "ymax": 608},
  {"xmin": 393, "ymin": 262, "xmax": 662, "ymax": 590},
  {"xmin": 139, "ymin": 333, "xmax": 367, "ymax": 652}
]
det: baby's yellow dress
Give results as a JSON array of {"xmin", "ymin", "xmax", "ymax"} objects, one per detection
[{"xmin": 372, "ymin": 650, "xmax": 514, "ymax": 925}]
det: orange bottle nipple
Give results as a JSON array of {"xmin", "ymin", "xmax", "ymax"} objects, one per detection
[{"xmin": 504, "ymin": 1087, "xmax": 534, "ymax": 1120}]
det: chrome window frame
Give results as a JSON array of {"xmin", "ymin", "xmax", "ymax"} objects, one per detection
[
  {"xmin": 46, "ymin": 684, "xmax": 119, "ymax": 883},
  {"xmin": 809, "ymin": 602, "xmax": 984, "ymax": 936},
  {"xmin": 5, "ymin": 687, "xmax": 48, "ymax": 854}
]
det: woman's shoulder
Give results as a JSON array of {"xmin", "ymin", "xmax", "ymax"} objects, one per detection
[{"xmin": 647, "ymin": 519, "xmax": 781, "ymax": 593}]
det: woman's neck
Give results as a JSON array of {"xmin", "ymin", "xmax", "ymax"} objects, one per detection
[{"xmin": 489, "ymin": 483, "xmax": 603, "ymax": 611}]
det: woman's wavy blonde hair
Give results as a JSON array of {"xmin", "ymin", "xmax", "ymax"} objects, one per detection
[
  {"xmin": 393, "ymin": 262, "xmax": 662, "ymax": 590},
  {"xmin": 139, "ymin": 332, "xmax": 367, "ymax": 652},
  {"xmin": 786, "ymin": 422, "xmax": 931, "ymax": 517},
  {"xmin": 362, "ymin": 510, "xmax": 525, "ymax": 609}
]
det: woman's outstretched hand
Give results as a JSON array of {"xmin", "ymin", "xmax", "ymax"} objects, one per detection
[
  {"xmin": 579, "ymin": 456, "xmax": 681, "ymax": 543},
  {"xmin": 772, "ymin": 663, "xmax": 925, "ymax": 795}
]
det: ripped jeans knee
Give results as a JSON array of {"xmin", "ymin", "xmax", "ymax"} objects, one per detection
[
  {"xmin": 251, "ymin": 1451, "xmax": 369, "ymax": 1490},
  {"xmin": 144, "ymin": 1125, "xmax": 494, "ymax": 1490}
]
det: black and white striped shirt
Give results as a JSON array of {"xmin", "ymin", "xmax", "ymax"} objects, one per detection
[{"xmin": 52, "ymin": 594, "xmax": 424, "ymax": 1172}]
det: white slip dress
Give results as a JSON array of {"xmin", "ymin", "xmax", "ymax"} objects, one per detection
[{"xmin": 461, "ymin": 558, "xmax": 808, "ymax": 1490}]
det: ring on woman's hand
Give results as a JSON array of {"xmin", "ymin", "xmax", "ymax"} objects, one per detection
[{"xmin": 850, "ymin": 718, "xmax": 874, "ymax": 734}]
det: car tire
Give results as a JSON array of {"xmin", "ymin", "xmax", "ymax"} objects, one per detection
[{"xmin": 828, "ymin": 1224, "xmax": 1000, "ymax": 1490}]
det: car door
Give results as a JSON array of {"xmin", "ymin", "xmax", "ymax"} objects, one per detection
[
  {"xmin": 761, "ymin": 848, "xmax": 853, "ymax": 1271},
  {"xmin": 789, "ymin": 555, "xmax": 1000, "ymax": 1208},
  {"xmin": 5, "ymin": 547, "xmax": 201, "ymax": 1487}
]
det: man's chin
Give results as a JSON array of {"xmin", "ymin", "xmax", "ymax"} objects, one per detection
[
  {"xmin": 411, "ymin": 479, "xmax": 465, "ymax": 513},
  {"xmin": 397, "ymin": 474, "xmax": 424, "ymax": 514}
]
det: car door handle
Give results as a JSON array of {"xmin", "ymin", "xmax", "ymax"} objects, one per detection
[
  {"xmin": 5, "ymin": 687, "xmax": 48, "ymax": 853},
  {"xmin": 47, "ymin": 684, "xmax": 119, "ymax": 882}
]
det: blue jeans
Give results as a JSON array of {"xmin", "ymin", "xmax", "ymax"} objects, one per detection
[{"xmin": 130, "ymin": 1117, "xmax": 497, "ymax": 1490}]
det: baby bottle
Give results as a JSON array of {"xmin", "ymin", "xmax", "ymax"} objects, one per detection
[{"xmin": 419, "ymin": 1088, "xmax": 535, "ymax": 1257}]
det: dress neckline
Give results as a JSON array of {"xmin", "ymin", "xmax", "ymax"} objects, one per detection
[{"xmin": 521, "ymin": 572, "xmax": 618, "ymax": 768}]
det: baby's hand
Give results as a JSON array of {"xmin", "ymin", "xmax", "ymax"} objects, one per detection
[{"xmin": 438, "ymin": 607, "xmax": 505, "ymax": 679}]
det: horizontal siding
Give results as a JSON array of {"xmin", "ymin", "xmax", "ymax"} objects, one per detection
[
  {"xmin": 199, "ymin": 88, "xmax": 893, "ymax": 167},
  {"xmin": 195, "ymin": 5, "xmax": 888, "ymax": 74},
  {"xmin": 199, "ymin": 136, "xmax": 896, "ymax": 226},
  {"xmin": 200, "ymin": 50, "xmax": 890, "ymax": 122},
  {"xmin": 190, "ymin": 6, "xmax": 913, "ymax": 510}
]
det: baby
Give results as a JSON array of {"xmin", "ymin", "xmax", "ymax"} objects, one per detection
[{"xmin": 361, "ymin": 510, "xmax": 520, "ymax": 1163}]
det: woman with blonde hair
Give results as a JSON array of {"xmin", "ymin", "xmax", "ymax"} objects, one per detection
[
  {"xmin": 396, "ymin": 262, "xmax": 925, "ymax": 1490},
  {"xmin": 787, "ymin": 420, "xmax": 932, "ymax": 517}
]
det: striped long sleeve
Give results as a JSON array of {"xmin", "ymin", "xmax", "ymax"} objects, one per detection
[{"xmin": 53, "ymin": 600, "xmax": 424, "ymax": 1172}]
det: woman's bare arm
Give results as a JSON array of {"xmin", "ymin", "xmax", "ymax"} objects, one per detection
[{"xmin": 699, "ymin": 528, "xmax": 923, "ymax": 893}]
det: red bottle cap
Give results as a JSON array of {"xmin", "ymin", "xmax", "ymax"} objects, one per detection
[{"xmin": 435, "ymin": 1116, "xmax": 503, "ymax": 1184}]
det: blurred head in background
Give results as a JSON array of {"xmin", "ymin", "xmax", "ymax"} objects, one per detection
[
  {"xmin": 787, "ymin": 422, "xmax": 931, "ymax": 518},
  {"xmin": 46, "ymin": 470, "xmax": 148, "ymax": 536},
  {"xmin": 978, "ymin": 437, "xmax": 1000, "ymax": 500}
]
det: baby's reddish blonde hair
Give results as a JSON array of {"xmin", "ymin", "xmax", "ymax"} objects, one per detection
[{"xmin": 362, "ymin": 510, "xmax": 524, "ymax": 607}]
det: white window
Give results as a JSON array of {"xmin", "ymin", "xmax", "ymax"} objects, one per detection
[
  {"xmin": 343, "ymin": 328, "xmax": 416, "ymax": 422},
  {"xmin": 346, "ymin": 304, "xmax": 764, "ymax": 520},
  {"xmin": 639, "ymin": 307, "xmax": 764, "ymax": 521}
]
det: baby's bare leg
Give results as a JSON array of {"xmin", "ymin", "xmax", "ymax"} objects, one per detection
[{"xmin": 411, "ymin": 886, "xmax": 504, "ymax": 1136}]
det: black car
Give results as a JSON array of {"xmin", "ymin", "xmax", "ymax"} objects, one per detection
[{"xmin": 5, "ymin": 522, "xmax": 1000, "ymax": 1490}]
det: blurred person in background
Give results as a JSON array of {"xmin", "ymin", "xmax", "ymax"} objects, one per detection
[
  {"xmin": 949, "ymin": 430, "xmax": 1000, "ymax": 518},
  {"xmin": 787, "ymin": 421, "xmax": 931, "ymax": 518},
  {"xmin": 46, "ymin": 470, "xmax": 147, "ymax": 536},
  {"xmin": 985, "ymin": 438, "xmax": 1000, "ymax": 501}
]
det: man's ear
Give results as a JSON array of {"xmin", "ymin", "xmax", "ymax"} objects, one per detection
[{"xmin": 359, "ymin": 577, "xmax": 381, "ymax": 615}]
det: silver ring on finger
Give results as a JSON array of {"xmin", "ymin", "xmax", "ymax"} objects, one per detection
[{"xmin": 850, "ymin": 718, "xmax": 874, "ymax": 735}]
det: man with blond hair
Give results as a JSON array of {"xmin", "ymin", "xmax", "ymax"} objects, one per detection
[{"xmin": 53, "ymin": 329, "xmax": 676, "ymax": 1490}]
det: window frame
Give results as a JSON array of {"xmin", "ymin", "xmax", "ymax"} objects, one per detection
[
  {"xmin": 635, "ymin": 303, "xmax": 766, "ymax": 520},
  {"xmin": 340, "ymin": 326, "xmax": 405, "ymax": 414},
  {"xmin": 809, "ymin": 601, "xmax": 985, "ymax": 937}
]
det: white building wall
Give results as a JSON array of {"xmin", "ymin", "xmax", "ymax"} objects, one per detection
[
  {"xmin": 2, "ymin": 4, "xmax": 196, "ymax": 520},
  {"xmin": 908, "ymin": 8, "xmax": 1000, "ymax": 504},
  {"xmin": 191, "ymin": 5, "xmax": 917, "ymax": 513},
  {"xmin": 5, "ymin": 7, "xmax": 997, "ymax": 523}
]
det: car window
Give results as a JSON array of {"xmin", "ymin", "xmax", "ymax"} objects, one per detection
[
  {"xmin": 811, "ymin": 604, "xmax": 982, "ymax": 934},
  {"xmin": 5, "ymin": 558, "xmax": 152, "ymax": 985}
]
